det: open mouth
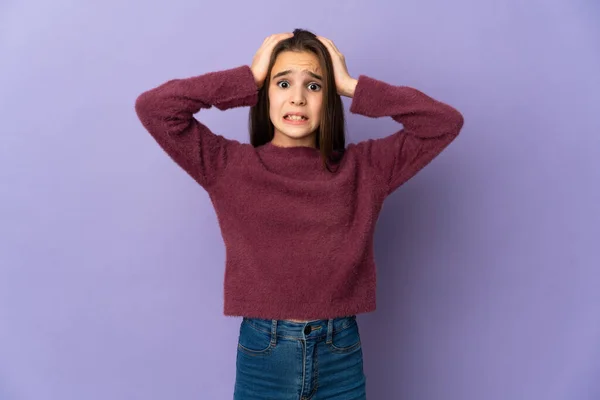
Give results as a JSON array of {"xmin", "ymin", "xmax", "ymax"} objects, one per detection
[{"xmin": 284, "ymin": 115, "xmax": 308, "ymax": 121}]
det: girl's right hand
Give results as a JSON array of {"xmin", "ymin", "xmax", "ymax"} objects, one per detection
[{"xmin": 250, "ymin": 33, "xmax": 294, "ymax": 89}]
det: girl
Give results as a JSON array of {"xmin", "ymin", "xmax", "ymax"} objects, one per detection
[{"xmin": 135, "ymin": 29, "xmax": 463, "ymax": 400}]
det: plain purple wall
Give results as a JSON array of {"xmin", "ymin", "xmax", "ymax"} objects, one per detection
[{"xmin": 1, "ymin": 1, "xmax": 599, "ymax": 399}]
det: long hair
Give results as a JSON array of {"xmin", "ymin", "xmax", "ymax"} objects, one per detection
[{"xmin": 249, "ymin": 28, "xmax": 346, "ymax": 172}]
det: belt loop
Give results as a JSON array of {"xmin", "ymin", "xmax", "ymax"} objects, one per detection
[
  {"xmin": 271, "ymin": 319, "xmax": 278, "ymax": 346},
  {"xmin": 326, "ymin": 318, "xmax": 334, "ymax": 344}
]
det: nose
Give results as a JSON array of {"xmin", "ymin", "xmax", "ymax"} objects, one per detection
[{"xmin": 290, "ymin": 87, "xmax": 306, "ymax": 106}]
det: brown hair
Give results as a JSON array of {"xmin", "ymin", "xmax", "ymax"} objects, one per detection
[{"xmin": 249, "ymin": 28, "xmax": 346, "ymax": 171}]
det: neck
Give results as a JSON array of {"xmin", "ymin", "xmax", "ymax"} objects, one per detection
[{"xmin": 271, "ymin": 133, "xmax": 316, "ymax": 148}]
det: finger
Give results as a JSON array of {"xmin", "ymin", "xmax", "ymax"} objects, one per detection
[
  {"xmin": 317, "ymin": 35, "xmax": 329, "ymax": 46},
  {"xmin": 317, "ymin": 36, "xmax": 341, "ymax": 56},
  {"xmin": 316, "ymin": 36, "xmax": 332, "ymax": 51},
  {"xmin": 264, "ymin": 33, "xmax": 291, "ymax": 44},
  {"xmin": 324, "ymin": 38, "xmax": 341, "ymax": 54},
  {"xmin": 262, "ymin": 33, "xmax": 291, "ymax": 51},
  {"xmin": 275, "ymin": 32, "xmax": 294, "ymax": 40},
  {"xmin": 269, "ymin": 32, "xmax": 293, "ymax": 46}
]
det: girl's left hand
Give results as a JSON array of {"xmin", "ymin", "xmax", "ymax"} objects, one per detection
[{"xmin": 317, "ymin": 36, "xmax": 357, "ymax": 97}]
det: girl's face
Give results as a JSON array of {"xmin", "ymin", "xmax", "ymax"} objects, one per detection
[{"xmin": 268, "ymin": 50, "xmax": 324, "ymax": 148}]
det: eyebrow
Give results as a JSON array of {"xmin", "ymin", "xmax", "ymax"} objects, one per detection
[{"xmin": 272, "ymin": 70, "xmax": 323, "ymax": 81}]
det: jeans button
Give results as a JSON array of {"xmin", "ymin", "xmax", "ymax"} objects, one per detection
[{"xmin": 304, "ymin": 325, "xmax": 311, "ymax": 335}]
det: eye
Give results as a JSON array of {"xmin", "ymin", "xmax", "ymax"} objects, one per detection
[
  {"xmin": 276, "ymin": 80, "xmax": 322, "ymax": 91},
  {"xmin": 308, "ymin": 82, "xmax": 322, "ymax": 91}
]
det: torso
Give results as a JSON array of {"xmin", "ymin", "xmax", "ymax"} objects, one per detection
[{"xmin": 213, "ymin": 143, "xmax": 381, "ymax": 320}]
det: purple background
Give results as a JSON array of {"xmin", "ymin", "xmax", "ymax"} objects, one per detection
[{"xmin": 1, "ymin": 1, "xmax": 599, "ymax": 399}]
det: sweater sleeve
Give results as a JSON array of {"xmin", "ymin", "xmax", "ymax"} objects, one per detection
[
  {"xmin": 348, "ymin": 75, "xmax": 464, "ymax": 196},
  {"xmin": 134, "ymin": 65, "xmax": 258, "ymax": 189}
]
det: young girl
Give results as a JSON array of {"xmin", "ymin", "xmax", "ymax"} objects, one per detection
[{"xmin": 135, "ymin": 29, "xmax": 463, "ymax": 400}]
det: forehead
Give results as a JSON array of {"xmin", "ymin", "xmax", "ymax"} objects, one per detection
[{"xmin": 271, "ymin": 51, "xmax": 322, "ymax": 75}]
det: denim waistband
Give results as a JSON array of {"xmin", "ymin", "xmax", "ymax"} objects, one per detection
[{"xmin": 242, "ymin": 315, "xmax": 357, "ymax": 343}]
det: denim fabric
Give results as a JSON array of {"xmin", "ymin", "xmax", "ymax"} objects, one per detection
[{"xmin": 234, "ymin": 316, "xmax": 367, "ymax": 400}]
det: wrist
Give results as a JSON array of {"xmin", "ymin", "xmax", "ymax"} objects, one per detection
[
  {"xmin": 342, "ymin": 78, "xmax": 358, "ymax": 98},
  {"xmin": 249, "ymin": 66, "xmax": 263, "ymax": 89}
]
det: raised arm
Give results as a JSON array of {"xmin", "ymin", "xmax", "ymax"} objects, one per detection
[
  {"xmin": 134, "ymin": 65, "xmax": 258, "ymax": 189},
  {"xmin": 316, "ymin": 35, "xmax": 464, "ymax": 196},
  {"xmin": 348, "ymin": 75, "xmax": 464, "ymax": 195}
]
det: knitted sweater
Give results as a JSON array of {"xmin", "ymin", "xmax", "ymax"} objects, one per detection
[{"xmin": 135, "ymin": 65, "xmax": 463, "ymax": 320}]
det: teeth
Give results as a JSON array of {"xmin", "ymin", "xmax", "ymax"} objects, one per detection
[{"xmin": 285, "ymin": 115, "xmax": 306, "ymax": 121}]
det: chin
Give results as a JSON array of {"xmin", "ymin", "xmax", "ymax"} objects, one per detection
[
  {"xmin": 282, "ymin": 132, "xmax": 316, "ymax": 141},
  {"xmin": 283, "ymin": 130, "xmax": 312, "ymax": 138},
  {"xmin": 276, "ymin": 125, "xmax": 316, "ymax": 138}
]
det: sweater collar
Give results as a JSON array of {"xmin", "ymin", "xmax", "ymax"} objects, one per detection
[{"xmin": 260, "ymin": 142, "xmax": 322, "ymax": 159}]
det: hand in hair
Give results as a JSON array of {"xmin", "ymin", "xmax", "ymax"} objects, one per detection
[
  {"xmin": 250, "ymin": 33, "xmax": 294, "ymax": 89},
  {"xmin": 317, "ymin": 36, "xmax": 358, "ymax": 98}
]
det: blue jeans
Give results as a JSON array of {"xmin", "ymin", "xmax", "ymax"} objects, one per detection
[{"xmin": 234, "ymin": 316, "xmax": 367, "ymax": 399}]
